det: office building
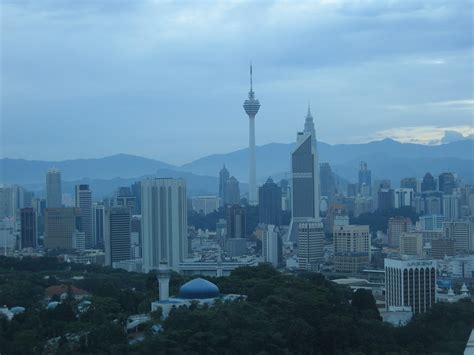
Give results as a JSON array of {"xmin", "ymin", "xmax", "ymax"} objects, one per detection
[
  {"xmin": 438, "ymin": 172, "xmax": 455, "ymax": 195},
  {"xmin": 333, "ymin": 224, "xmax": 370, "ymax": 273},
  {"xmin": 387, "ymin": 216, "xmax": 412, "ymax": 248},
  {"xmin": 443, "ymin": 220, "xmax": 472, "ymax": 253},
  {"xmin": 219, "ymin": 165, "xmax": 230, "ymax": 207},
  {"xmin": 385, "ymin": 258, "xmax": 436, "ymax": 314},
  {"xmin": 280, "ymin": 179, "xmax": 291, "ymax": 211},
  {"xmin": 358, "ymin": 162, "xmax": 372, "ymax": 195},
  {"xmin": 115, "ymin": 187, "xmax": 137, "ymax": 214},
  {"xmin": 225, "ymin": 176, "xmax": 241, "ymax": 205},
  {"xmin": 93, "ymin": 203, "xmax": 105, "ymax": 247},
  {"xmin": 191, "ymin": 196, "xmax": 220, "ymax": 215},
  {"xmin": 46, "ymin": 168, "xmax": 62, "ymax": 208},
  {"xmin": 421, "ymin": 172, "xmax": 436, "ymax": 192},
  {"xmin": 431, "ymin": 239, "xmax": 455, "ymax": 259},
  {"xmin": 258, "ymin": 177, "xmax": 282, "ymax": 226},
  {"xmin": 297, "ymin": 221, "xmax": 324, "ymax": 271},
  {"xmin": 320, "ymin": 163, "xmax": 336, "ymax": 205},
  {"xmin": 400, "ymin": 232, "xmax": 423, "ymax": 257},
  {"xmin": 401, "ymin": 177, "xmax": 418, "ymax": 193},
  {"xmin": 289, "ymin": 105, "xmax": 321, "ymax": 242},
  {"xmin": 20, "ymin": 207, "xmax": 36, "ymax": 249},
  {"xmin": 105, "ymin": 207, "xmax": 131, "ymax": 266},
  {"xmin": 226, "ymin": 205, "xmax": 246, "ymax": 239},
  {"xmin": 44, "ymin": 208, "xmax": 81, "ymax": 250},
  {"xmin": 262, "ymin": 224, "xmax": 282, "ymax": 268},
  {"xmin": 75, "ymin": 184, "xmax": 93, "ymax": 249},
  {"xmin": 0, "ymin": 185, "xmax": 25, "ymax": 219},
  {"xmin": 141, "ymin": 178, "xmax": 188, "ymax": 272},
  {"xmin": 419, "ymin": 215, "xmax": 444, "ymax": 231},
  {"xmin": 242, "ymin": 64, "xmax": 261, "ymax": 205},
  {"xmin": 443, "ymin": 194, "xmax": 461, "ymax": 221},
  {"xmin": 72, "ymin": 231, "xmax": 86, "ymax": 251},
  {"xmin": 131, "ymin": 181, "xmax": 142, "ymax": 214},
  {"xmin": 394, "ymin": 188, "xmax": 414, "ymax": 209},
  {"xmin": 378, "ymin": 189, "xmax": 394, "ymax": 211}
]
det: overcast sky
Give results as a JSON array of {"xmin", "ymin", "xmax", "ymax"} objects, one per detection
[{"xmin": 1, "ymin": 0, "xmax": 473, "ymax": 165}]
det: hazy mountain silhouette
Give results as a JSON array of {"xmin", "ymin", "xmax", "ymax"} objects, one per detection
[{"xmin": 1, "ymin": 139, "xmax": 472, "ymax": 198}]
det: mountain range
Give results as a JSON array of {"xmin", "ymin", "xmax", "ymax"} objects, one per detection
[{"xmin": 1, "ymin": 138, "xmax": 473, "ymax": 198}]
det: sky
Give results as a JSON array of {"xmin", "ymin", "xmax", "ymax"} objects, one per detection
[{"xmin": 1, "ymin": 0, "xmax": 473, "ymax": 165}]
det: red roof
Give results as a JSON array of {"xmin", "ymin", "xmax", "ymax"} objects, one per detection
[{"xmin": 45, "ymin": 284, "xmax": 89, "ymax": 298}]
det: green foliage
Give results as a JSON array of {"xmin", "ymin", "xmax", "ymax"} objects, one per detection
[{"xmin": 1, "ymin": 257, "xmax": 473, "ymax": 354}]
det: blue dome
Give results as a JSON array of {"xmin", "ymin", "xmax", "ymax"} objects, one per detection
[
  {"xmin": 10, "ymin": 306, "xmax": 25, "ymax": 315},
  {"xmin": 178, "ymin": 278, "xmax": 219, "ymax": 299}
]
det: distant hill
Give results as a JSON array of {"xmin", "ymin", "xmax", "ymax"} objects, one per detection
[
  {"xmin": 181, "ymin": 139, "xmax": 474, "ymax": 184},
  {"xmin": 0, "ymin": 154, "xmax": 176, "ymax": 184},
  {"xmin": 1, "ymin": 139, "xmax": 472, "ymax": 198}
]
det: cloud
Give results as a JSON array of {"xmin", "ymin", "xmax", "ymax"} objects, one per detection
[{"xmin": 370, "ymin": 126, "xmax": 474, "ymax": 145}]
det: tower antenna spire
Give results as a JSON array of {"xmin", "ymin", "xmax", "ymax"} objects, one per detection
[{"xmin": 250, "ymin": 61, "xmax": 253, "ymax": 92}]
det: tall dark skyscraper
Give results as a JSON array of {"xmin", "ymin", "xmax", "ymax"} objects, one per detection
[
  {"xmin": 75, "ymin": 184, "xmax": 93, "ymax": 249},
  {"xmin": 421, "ymin": 172, "xmax": 436, "ymax": 192},
  {"xmin": 225, "ymin": 176, "xmax": 241, "ymax": 205},
  {"xmin": 105, "ymin": 207, "xmax": 131, "ymax": 266},
  {"xmin": 226, "ymin": 205, "xmax": 246, "ymax": 239},
  {"xmin": 131, "ymin": 181, "xmax": 141, "ymax": 214},
  {"xmin": 46, "ymin": 168, "xmax": 62, "ymax": 208},
  {"xmin": 378, "ymin": 189, "xmax": 394, "ymax": 211},
  {"xmin": 401, "ymin": 177, "xmax": 418, "ymax": 193},
  {"xmin": 93, "ymin": 203, "xmax": 105, "ymax": 247},
  {"xmin": 219, "ymin": 165, "xmax": 230, "ymax": 206},
  {"xmin": 320, "ymin": 163, "xmax": 336, "ymax": 204},
  {"xmin": 358, "ymin": 161, "xmax": 372, "ymax": 194},
  {"xmin": 20, "ymin": 207, "xmax": 37, "ymax": 249},
  {"xmin": 258, "ymin": 177, "xmax": 282, "ymax": 226},
  {"xmin": 438, "ymin": 172, "xmax": 455, "ymax": 194}
]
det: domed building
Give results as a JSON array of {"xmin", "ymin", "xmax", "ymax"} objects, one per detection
[{"xmin": 151, "ymin": 263, "xmax": 245, "ymax": 319}]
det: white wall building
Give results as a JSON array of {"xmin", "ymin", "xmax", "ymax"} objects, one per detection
[
  {"xmin": 297, "ymin": 221, "xmax": 324, "ymax": 271},
  {"xmin": 262, "ymin": 224, "xmax": 281, "ymax": 268},
  {"xmin": 385, "ymin": 258, "xmax": 436, "ymax": 314},
  {"xmin": 142, "ymin": 178, "xmax": 188, "ymax": 272},
  {"xmin": 191, "ymin": 196, "xmax": 220, "ymax": 215},
  {"xmin": 394, "ymin": 188, "xmax": 414, "ymax": 209}
]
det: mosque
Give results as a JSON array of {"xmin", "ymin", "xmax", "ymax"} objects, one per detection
[{"xmin": 151, "ymin": 262, "xmax": 245, "ymax": 319}]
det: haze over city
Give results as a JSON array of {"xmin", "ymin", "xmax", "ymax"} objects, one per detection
[
  {"xmin": 1, "ymin": 1, "xmax": 474, "ymax": 354},
  {"xmin": 1, "ymin": 0, "xmax": 473, "ymax": 164}
]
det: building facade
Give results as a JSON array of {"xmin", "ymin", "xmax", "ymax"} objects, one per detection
[
  {"xmin": 46, "ymin": 168, "xmax": 62, "ymax": 208},
  {"xmin": 385, "ymin": 258, "xmax": 436, "ymax": 314},
  {"xmin": 105, "ymin": 207, "xmax": 131, "ymax": 266},
  {"xmin": 333, "ymin": 224, "xmax": 370, "ymax": 273},
  {"xmin": 20, "ymin": 207, "xmax": 36, "ymax": 249},
  {"xmin": 44, "ymin": 208, "xmax": 81, "ymax": 250},
  {"xmin": 297, "ymin": 221, "xmax": 324, "ymax": 271},
  {"xmin": 75, "ymin": 184, "xmax": 93, "ymax": 249},
  {"xmin": 258, "ymin": 177, "xmax": 282, "ymax": 226},
  {"xmin": 141, "ymin": 178, "xmax": 188, "ymax": 272}
]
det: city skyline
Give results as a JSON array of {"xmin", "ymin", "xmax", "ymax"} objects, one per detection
[{"xmin": 1, "ymin": 0, "xmax": 473, "ymax": 165}]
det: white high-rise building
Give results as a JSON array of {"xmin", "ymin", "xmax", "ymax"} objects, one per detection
[
  {"xmin": 142, "ymin": 178, "xmax": 188, "ymax": 272},
  {"xmin": 75, "ymin": 184, "xmax": 93, "ymax": 249},
  {"xmin": 385, "ymin": 258, "xmax": 436, "ymax": 314},
  {"xmin": 443, "ymin": 194, "xmax": 461, "ymax": 221},
  {"xmin": 443, "ymin": 220, "xmax": 472, "ymax": 253},
  {"xmin": 242, "ymin": 64, "xmax": 261, "ymax": 205},
  {"xmin": 394, "ymin": 188, "xmax": 414, "ymax": 209},
  {"xmin": 262, "ymin": 224, "xmax": 281, "ymax": 268},
  {"xmin": 46, "ymin": 168, "xmax": 62, "ymax": 208}
]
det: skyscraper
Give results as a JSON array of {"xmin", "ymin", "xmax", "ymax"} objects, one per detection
[
  {"xmin": 44, "ymin": 207, "xmax": 81, "ymax": 250},
  {"xmin": 219, "ymin": 165, "xmax": 230, "ymax": 206},
  {"xmin": 105, "ymin": 207, "xmax": 131, "ymax": 266},
  {"xmin": 394, "ymin": 188, "xmax": 414, "ymax": 209},
  {"xmin": 262, "ymin": 224, "xmax": 282, "ymax": 268},
  {"xmin": 421, "ymin": 172, "xmax": 436, "ymax": 192},
  {"xmin": 438, "ymin": 172, "xmax": 455, "ymax": 195},
  {"xmin": 401, "ymin": 177, "xmax": 418, "ymax": 193},
  {"xmin": 442, "ymin": 194, "xmax": 461, "ymax": 221},
  {"xmin": 242, "ymin": 64, "xmax": 260, "ymax": 205},
  {"xmin": 20, "ymin": 207, "xmax": 37, "ymax": 249},
  {"xmin": 297, "ymin": 222, "xmax": 324, "ymax": 271},
  {"xmin": 75, "ymin": 184, "xmax": 93, "ymax": 249},
  {"xmin": 289, "ymin": 105, "xmax": 321, "ymax": 243},
  {"xmin": 320, "ymin": 163, "xmax": 336, "ymax": 205},
  {"xmin": 225, "ymin": 176, "xmax": 240, "ymax": 205},
  {"xmin": 93, "ymin": 203, "xmax": 105, "ymax": 247},
  {"xmin": 226, "ymin": 204, "xmax": 246, "ymax": 239},
  {"xmin": 333, "ymin": 224, "xmax": 370, "ymax": 273},
  {"xmin": 385, "ymin": 258, "xmax": 436, "ymax": 314},
  {"xmin": 131, "ymin": 181, "xmax": 142, "ymax": 214},
  {"xmin": 358, "ymin": 162, "xmax": 372, "ymax": 194},
  {"xmin": 46, "ymin": 168, "xmax": 62, "ymax": 208},
  {"xmin": 258, "ymin": 177, "xmax": 282, "ymax": 226},
  {"xmin": 141, "ymin": 178, "xmax": 188, "ymax": 272}
]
